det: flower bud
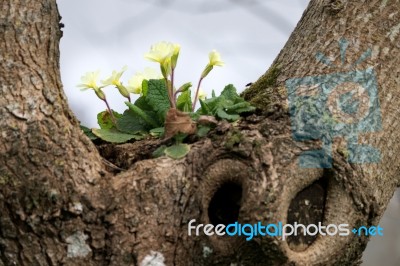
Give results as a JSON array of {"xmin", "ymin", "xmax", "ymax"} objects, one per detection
[{"xmin": 95, "ymin": 89, "xmax": 106, "ymax": 101}]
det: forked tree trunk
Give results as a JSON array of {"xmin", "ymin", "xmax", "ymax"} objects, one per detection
[{"xmin": 0, "ymin": 0, "xmax": 399, "ymax": 265}]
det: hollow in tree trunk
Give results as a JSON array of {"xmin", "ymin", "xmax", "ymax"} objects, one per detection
[{"xmin": 0, "ymin": 0, "xmax": 399, "ymax": 265}]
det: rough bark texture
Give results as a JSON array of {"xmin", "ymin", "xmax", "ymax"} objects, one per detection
[{"xmin": 0, "ymin": 0, "xmax": 399, "ymax": 265}]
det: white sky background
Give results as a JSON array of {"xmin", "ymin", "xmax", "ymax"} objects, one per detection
[
  {"xmin": 58, "ymin": 0, "xmax": 309, "ymax": 127},
  {"xmin": 57, "ymin": 1, "xmax": 400, "ymax": 265}
]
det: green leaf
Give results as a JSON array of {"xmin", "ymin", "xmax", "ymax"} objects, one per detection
[
  {"xmin": 223, "ymin": 101, "xmax": 250, "ymax": 112},
  {"xmin": 220, "ymin": 98, "xmax": 235, "ymax": 109},
  {"xmin": 141, "ymin": 79, "xmax": 149, "ymax": 96},
  {"xmin": 216, "ymin": 108, "xmax": 240, "ymax": 121},
  {"xmin": 125, "ymin": 102, "xmax": 159, "ymax": 128},
  {"xmin": 235, "ymin": 105, "xmax": 256, "ymax": 113},
  {"xmin": 134, "ymin": 96, "xmax": 154, "ymax": 111},
  {"xmin": 173, "ymin": 133, "xmax": 188, "ymax": 143},
  {"xmin": 222, "ymin": 102, "xmax": 255, "ymax": 115},
  {"xmin": 152, "ymin": 145, "xmax": 167, "ymax": 158},
  {"xmin": 195, "ymin": 84, "xmax": 255, "ymax": 121},
  {"xmin": 177, "ymin": 82, "xmax": 192, "ymax": 93},
  {"xmin": 164, "ymin": 143, "xmax": 190, "ymax": 159},
  {"xmin": 92, "ymin": 128, "xmax": 139, "ymax": 143},
  {"xmin": 189, "ymin": 112, "xmax": 200, "ymax": 121},
  {"xmin": 80, "ymin": 125, "xmax": 98, "ymax": 140},
  {"xmin": 116, "ymin": 109, "xmax": 150, "ymax": 134},
  {"xmin": 176, "ymin": 89, "xmax": 192, "ymax": 112},
  {"xmin": 220, "ymin": 84, "xmax": 240, "ymax": 101},
  {"xmin": 198, "ymin": 99, "xmax": 211, "ymax": 115},
  {"xmin": 198, "ymin": 97, "xmax": 220, "ymax": 115},
  {"xmin": 150, "ymin": 127, "xmax": 165, "ymax": 137},
  {"xmin": 97, "ymin": 110, "xmax": 122, "ymax": 129},
  {"xmin": 146, "ymin": 79, "xmax": 171, "ymax": 123},
  {"xmin": 196, "ymin": 125, "xmax": 211, "ymax": 137}
]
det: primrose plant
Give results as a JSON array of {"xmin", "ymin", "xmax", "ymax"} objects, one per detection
[{"xmin": 78, "ymin": 41, "xmax": 255, "ymax": 159}]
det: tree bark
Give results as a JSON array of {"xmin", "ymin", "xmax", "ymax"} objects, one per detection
[{"xmin": 0, "ymin": 0, "xmax": 399, "ymax": 265}]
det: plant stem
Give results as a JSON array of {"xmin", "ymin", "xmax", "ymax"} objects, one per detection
[
  {"xmin": 170, "ymin": 68, "xmax": 176, "ymax": 108},
  {"xmin": 173, "ymin": 87, "xmax": 182, "ymax": 100},
  {"xmin": 192, "ymin": 77, "xmax": 204, "ymax": 112},
  {"xmin": 165, "ymin": 78, "xmax": 175, "ymax": 109},
  {"xmin": 103, "ymin": 98, "xmax": 117, "ymax": 125}
]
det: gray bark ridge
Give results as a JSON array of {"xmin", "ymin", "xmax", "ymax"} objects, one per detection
[{"xmin": 0, "ymin": 0, "xmax": 399, "ymax": 265}]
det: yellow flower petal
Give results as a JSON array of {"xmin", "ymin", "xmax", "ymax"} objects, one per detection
[
  {"xmin": 77, "ymin": 70, "xmax": 101, "ymax": 91},
  {"xmin": 127, "ymin": 68, "xmax": 163, "ymax": 94},
  {"xmin": 144, "ymin": 41, "xmax": 175, "ymax": 64},
  {"xmin": 101, "ymin": 66, "xmax": 127, "ymax": 87},
  {"xmin": 198, "ymin": 89, "xmax": 207, "ymax": 100},
  {"xmin": 209, "ymin": 50, "xmax": 224, "ymax": 67}
]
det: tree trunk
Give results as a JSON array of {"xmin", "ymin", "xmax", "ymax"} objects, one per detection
[{"xmin": 0, "ymin": 0, "xmax": 399, "ymax": 265}]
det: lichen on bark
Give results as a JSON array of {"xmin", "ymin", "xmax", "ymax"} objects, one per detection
[{"xmin": 0, "ymin": 0, "xmax": 399, "ymax": 265}]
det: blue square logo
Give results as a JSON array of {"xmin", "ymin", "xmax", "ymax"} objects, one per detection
[{"xmin": 286, "ymin": 67, "xmax": 381, "ymax": 168}]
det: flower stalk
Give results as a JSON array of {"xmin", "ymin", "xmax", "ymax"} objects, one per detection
[
  {"xmin": 77, "ymin": 70, "xmax": 118, "ymax": 126},
  {"xmin": 170, "ymin": 68, "xmax": 177, "ymax": 108},
  {"xmin": 78, "ymin": 43, "xmax": 224, "ymax": 130},
  {"xmin": 192, "ymin": 77, "xmax": 204, "ymax": 111},
  {"xmin": 103, "ymin": 98, "xmax": 117, "ymax": 125},
  {"xmin": 192, "ymin": 50, "xmax": 224, "ymax": 111}
]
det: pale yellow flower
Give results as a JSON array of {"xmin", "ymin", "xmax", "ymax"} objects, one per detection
[
  {"xmin": 77, "ymin": 70, "xmax": 101, "ymax": 91},
  {"xmin": 200, "ymin": 50, "xmax": 224, "ymax": 78},
  {"xmin": 198, "ymin": 89, "xmax": 207, "ymax": 100},
  {"xmin": 171, "ymin": 43, "xmax": 181, "ymax": 69},
  {"xmin": 144, "ymin": 41, "xmax": 176, "ymax": 64},
  {"xmin": 208, "ymin": 50, "xmax": 224, "ymax": 66},
  {"xmin": 173, "ymin": 43, "xmax": 181, "ymax": 57},
  {"xmin": 145, "ymin": 41, "xmax": 181, "ymax": 78},
  {"xmin": 101, "ymin": 66, "xmax": 128, "ymax": 87},
  {"xmin": 101, "ymin": 66, "xmax": 130, "ymax": 98},
  {"xmin": 127, "ymin": 68, "xmax": 163, "ymax": 94}
]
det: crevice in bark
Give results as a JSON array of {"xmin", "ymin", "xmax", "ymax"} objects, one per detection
[
  {"xmin": 287, "ymin": 172, "xmax": 329, "ymax": 251},
  {"xmin": 1, "ymin": 0, "xmax": 399, "ymax": 264},
  {"xmin": 208, "ymin": 182, "xmax": 242, "ymax": 226}
]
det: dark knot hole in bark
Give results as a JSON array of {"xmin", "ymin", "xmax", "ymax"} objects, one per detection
[
  {"xmin": 208, "ymin": 182, "xmax": 243, "ymax": 226},
  {"xmin": 287, "ymin": 173, "xmax": 329, "ymax": 252}
]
